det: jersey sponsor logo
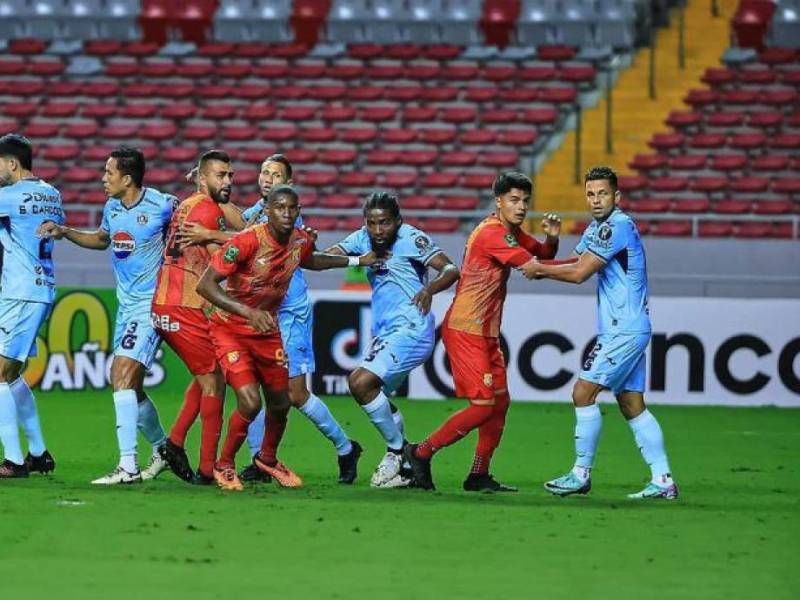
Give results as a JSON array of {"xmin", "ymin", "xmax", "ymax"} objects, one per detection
[
  {"xmin": 151, "ymin": 313, "xmax": 180, "ymax": 332},
  {"xmin": 111, "ymin": 231, "xmax": 136, "ymax": 259},
  {"xmin": 137, "ymin": 213, "xmax": 149, "ymax": 225},
  {"xmin": 504, "ymin": 234, "xmax": 518, "ymax": 247},
  {"xmin": 223, "ymin": 246, "xmax": 239, "ymax": 263}
]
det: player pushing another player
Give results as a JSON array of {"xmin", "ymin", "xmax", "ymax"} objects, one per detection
[
  {"xmin": 527, "ymin": 166, "xmax": 678, "ymax": 500},
  {"xmin": 0, "ymin": 134, "xmax": 61, "ymax": 478},
  {"xmin": 405, "ymin": 171, "xmax": 562, "ymax": 492},
  {"xmin": 196, "ymin": 184, "xmax": 383, "ymax": 491}
]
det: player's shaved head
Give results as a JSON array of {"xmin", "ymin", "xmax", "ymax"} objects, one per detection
[
  {"xmin": 585, "ymin": 166, "xmax": 618, "ymax": 192},
  {"xmin": 268, "ymin": 184, "xmax": 299, "ymax": 205},
  {"xmin": 0, "ymin": 133, "xmax": 33, "ymax": 171},
  {"xmin": 198, "ymin": 150, "xmax": 233, "ymax": 204},
  {"xmin": 198, "ymin": 149, "xmax": 231, "ymax": 174}
]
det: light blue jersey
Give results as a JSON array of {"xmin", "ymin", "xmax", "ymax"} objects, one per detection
[
  {"xmin": 575, "ymin": 208, "xmax": 651, "ymax": 335},
  {"xmin": 337, "ymin": 224, "xmax": 442, "ymax": 393},
  {"xmin": 336, "ymin": 224, "xmax": 442, "ymax": 337},
  {"xmin": 0, "ymin": 177, "xmax": 63, "ymax": 303},
  {"xmin": 242, "ymin": 198, "xmax": 314, "ymax": 377},
  {"xmin": 100, "ymin": 188, "xmax": 176, "ymax": 316},
  {"xmin": 100, "ymin": 188, "xmax": 175, "ymax": 368}
]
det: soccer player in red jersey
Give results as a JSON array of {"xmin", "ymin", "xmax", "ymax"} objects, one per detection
[
  {"xmin": 151, "ymin": 150, "xmax": 231, "ymax": 484},
  {"xmin": 404, "ymin": 171, "xmax": 562, "ymax": 491},
  {"xmin": 196, "ymin": 184, "xmax": 381, "ymax": 491}
]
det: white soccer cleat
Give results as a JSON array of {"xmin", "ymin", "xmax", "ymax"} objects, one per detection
[
  {"xmin": 140, "ymin": 452, "xmax": 168, "ymax": 481},
  {"xmin": 375, "ymin": 472, "xmax": 413, "ymax": 488},
  {"xmin": 370, "ymin": 451, "xmax": 402, "ymax": 487},
  {"xmin": 91, "ymin": 465, "xmax": 143, "ymax": 485}
]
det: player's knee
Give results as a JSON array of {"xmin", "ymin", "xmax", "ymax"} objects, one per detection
[
  {"xmin": 0, "ymin": 358, "xmax": 22, "ymax": 383},
  {"xmin": 235, "ymin": 387, "xmax": 261, "ymax": 419},
  {"xmin": 197, "ymin": 372, "xmax": 225, "ymax": 398},
  {"xmin": 348, "ymin": 369, "xmax": 376, "ymax": 400},
  {"xmin": 288, "ymin": 386, "xmax": 310, "ymax": 408},
  {"xmin": 617, "ymin": 392, "xmax": 645, "ymax": 420}
]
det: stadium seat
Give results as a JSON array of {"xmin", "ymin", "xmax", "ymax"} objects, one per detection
[
  {"xmin": 714, "ymin": 200, "xmax": 752, "ymax": 215},
  {"xmin": 652, "ymin": 220, "xmax": 692, "ymax": 237},
  {"xmin": 629, "ymin": 198, "xmax": 670, "ymax": 213},
  {"xmin": 698, "ymin": 221, "xmax": 734, "ymax": 237}
]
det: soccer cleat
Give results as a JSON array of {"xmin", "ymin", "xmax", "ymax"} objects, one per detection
[
  {"xmin": 192, "ymin": 469, "xmax": 214, "ymax": 486},
  {"xmin": 627, "ymin": 481, "xmax": 679, "ymax": 500},
  {"xmin": 159, "ymin": 439, "xmax": 194, "ymax": 483},
  {"xmin": 544, "ymin": 472, "xmax": 591, "ymax": 497},
  {"xmin": 24, "ymin": 450, "xmax": 55, "ymax": 475},
  {"xmin": 239, "ymin": 460, "xmax": 272, "ymax": 483},
  {"xmin": 337, "ymin": 440, "xmax": 363, "ymax": 484},
  {"xmin": 213, "ymin": 466, "xmax": 244, "ymax": 491},
  {"xmin": 91, "ymin": 465, "xmax": 142, "ymax": 485},
  {"xmin": 463, "ymin": 473, "xmax": 518, "ymax": 493},
  {"xmin": 376, "ymin": 471, "xmax": 413, "ymax": 488},
  {"xmin": 254, "ymin": 456, "xmax": 303, "ymax": 488},
  {"xmin": 0, "ymin": 459, "xmax": 29, "ymax": 478},
  {"xmin": 140, "ymin": 452, "xmax": 168, "ymax": 481},
  {"xmin": 370, "ymin": 450, "xmax": 403, "ymax": 487},
  {"xmin": 402, "ymin": 444, "xmax": 435, "ymax": 491}
]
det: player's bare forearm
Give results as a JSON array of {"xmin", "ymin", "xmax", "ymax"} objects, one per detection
[
  {"xmin": 220, "ymin": 203, "xmax": 246, "ymax": 230},
  {"xmin": 426, "ymin": 253, "xmax": 460, "ymax": 295},
  {"xmin": 529, "ymin": 252, "xmax": 604, "ymax": 284},
  {"xmin": 196, "ymin": 267, "xmax": 251, "ymax": 320},
  {"xmin": 63, "ymin": 227, "xmax": 110, "ymax": 250},
  {"xmin": 540, "ymin": 235, "xmax": 559, "ymax": 259},
  {"xmin": 321, "ymin": 244, "xmax": 347, "ymax": 256},
  {"xmin": 302, "ymin": 252, "xmax": 351, "ymax": 271},
  {"xmin": 539, "ymin": 257, "xmax": 579, "ymax": 266}
]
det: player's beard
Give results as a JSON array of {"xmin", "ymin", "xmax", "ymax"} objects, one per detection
[{"xmin": 208, "ymin": 185, "xmax": 231, "ymax": 204}]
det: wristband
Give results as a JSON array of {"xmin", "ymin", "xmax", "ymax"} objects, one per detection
[{"xmin": 348, "ymin": 256, "xmax": 360, "ymax": 267}]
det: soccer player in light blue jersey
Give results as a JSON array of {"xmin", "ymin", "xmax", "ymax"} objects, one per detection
[
  {"xmin": 527, "ymin": 166, "xmax": 678, "ymax": 500},
  {"xmin": 177, "ymin": 154, "xmax": 362, "ymax": 484},
  {"xmin": 0, "ymin": 134, "xmax": 62, "ymax": 478},
  {"xmin": 326, "ymin": 191, "xmax": 460, "ymax": 488},
  {"xmin": 39, "ymin": 147, "xmax": 175, "ymax": 485}
]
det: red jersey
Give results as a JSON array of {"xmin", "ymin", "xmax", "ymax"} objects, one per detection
[
  {"xmin": 153, "ymin": 192, "xmax": 226, "ymax": 309},
  {"xmin": 444, "ymin": 214, "xmax": 558, "ymax": 338},
  {"xmin": 207, "ymin": 223, "xmax": 314, "ymax": 334}
]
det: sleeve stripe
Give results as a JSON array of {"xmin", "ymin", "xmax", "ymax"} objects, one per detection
[
  {"xmin": 587, "ymin": 248, "xmax": 608, "ymax": 263},
  {"xmin": 423, "ymin": 250, "xmax": 444, "ymax": 266}
]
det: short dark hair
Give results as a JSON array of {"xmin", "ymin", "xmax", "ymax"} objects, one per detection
[
  {"xmin": 264, "ymin": 153, "xmax": 293, "ymax": 180},
  {"xmin": 585, "ymin": 166, "xmax": 618, "ymax": 192},
  {"xmin": 198, "ymin": 149, "xmax": 231, "ymax": 172},
  {"xmin": 268, "ymin": 184, "xmax": 298, "ymax": 205},
  {"xmin": 109, "ymin": 145, "xmax": 145, "ymax": 187},
  {"xmin": 492, "ymin": 171, "xmax": 532, "ymax": 196},
  {"xmin": 363, "ymin": 191, "xmax": 400, "ymax": 219},
  {"xmin": 0, "ymin": 133, "xmax": 33, "ymax": 170}
]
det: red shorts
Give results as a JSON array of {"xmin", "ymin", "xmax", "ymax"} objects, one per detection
[
  {"xmin": 442, "ymin": 325, "xmax": 507, "ymax": 403},
  {"xmin": 209, "ymin": 322, "xmax": 288, "ymax": 392},
  {"xmin": 151, "ymin": 305, "xmax": 217, "ymax": 375}
]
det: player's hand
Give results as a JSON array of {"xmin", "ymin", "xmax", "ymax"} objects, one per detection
[
  {"xmin": 412, "ymin": 288, "xmax": 433, "ymax": 315},
  {"xmin": 301, "ymin": 225, "xmax": 318, "ymax": 242},
  {"xmin": 358, "ymin": 250, "xmax": 391, "ymax": 267},
  {"xmin": 185, "ymin": 167, "xmax": 198, "ymax": 183},
  {"xmin": 245, "ymin": 308, "xmax": 276, "ymax": 334},
  {"xmin": 176, "ymin": 222, "xmax": 211, "ymax": 247},
  {"xmin": 37, "ymin": 220, "xmax": 64, "ymax": 240},
  {"xmin": 519, "ymin": 257, "xmax": 543, "ymax": 280},
  {"xmin": 541, "ymin": 212, "xmax": 562, "ymax": 238}
]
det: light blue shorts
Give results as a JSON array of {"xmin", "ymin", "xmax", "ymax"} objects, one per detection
[
  {"xmin": 0, "ymin": 299, "xmax": 50, "ymax": 362},
  {"xmin": 361, "ymin": 322, "xmax": 434, "ymax": 395},
  {"xmin": 580, "ymin": 332, "xmax": 651, "ymax": 395},
  {"xmin": 113, "ymin": 308, "xmax": 161, "ymax": 369},
  {"xmin": 279, "ymin": 307, "xmax": 315, "ymax": 379}
]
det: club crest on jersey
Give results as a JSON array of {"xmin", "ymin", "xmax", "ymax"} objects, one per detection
[
  {"xmin": 217, "ymin": 216, "xmax": 226, "ymax": 231},
  {"xmin": 111, "ymin": 231, "xmax": 136, "ymax": 259},
  {"xmin": 227, "ymin": 351, "xmax": 239, "ymax": 364},
  {"xmin": 483, "ymin": 373, "xmax": 493, "ymax": 387},
  {"xmin": 504, "ymin": 234, "xmax": 518, "ymax": 247},
  {"xmin": 415, "ymin": 235, "xmax": 431, "ymax": 253},
  {"xmin": 137, "ymin": 213, "xmax": 149, "ymax": 225}
]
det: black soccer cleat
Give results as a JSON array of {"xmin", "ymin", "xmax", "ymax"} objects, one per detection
[
  {"xmin": 402, "ymin": 444, "xmax": 435, "ymax": 491},
  {"xmin": 159, "ymin": 439, "xmax": 194, "ymax": 483},
  {"xmin": 0, "ymin": 458, "xmax": 29, "ymax": 478},
  {"xmin": 463, "ymin": 473, "xmax": 519, "ymax": 493},
  {"xmin": 192, "ymin": 469, "xmax": 214, "ymax": 486},
  {"xmin": 25, "ymin": 450, "xmax": 55, "ymax": 475},
  {"xmin": 239, "ymin": 460, "xmax": 272, "ymax": 483},
  {"xmin": 337, "ymin": 440, "xmax": 363, "ymax": 485}
]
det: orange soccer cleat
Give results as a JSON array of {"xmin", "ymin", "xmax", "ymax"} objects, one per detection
[
  {"xmin": 253, "ymin": 456, "xmax": 303, "ymax": 488},
  {"xmin": 213, "ymin": 465, "xmax": 244, "ymax": 491}
]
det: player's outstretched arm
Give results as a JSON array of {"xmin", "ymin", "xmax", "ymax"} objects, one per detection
[
  {"xmin": 176, "ymin": 221, "xmax": 236, "ymax": 247},
  {"xmin": 411, "ymin": 252, "xmax": 460, "ymax": 315},
  {"xmin": 37, "ymin": 220, "xmax": 110, "ymax": 250},
  {"xmin": 301, "ymin": 250, "xmax": 383, "ymax": 271},
  {"xmin": 196, "ymin": 265, "xmax": 275, "ymax": 333},
  {"xmin": 520, "ymin": 252, "xmax": 604, "ymax": 284}
]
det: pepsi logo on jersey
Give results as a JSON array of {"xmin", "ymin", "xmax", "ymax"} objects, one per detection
[{"xmin": 112, "ymin": 231, "xmax": 136, "ymax": 259}]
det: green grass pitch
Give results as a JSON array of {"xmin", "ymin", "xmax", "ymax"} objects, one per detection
[{"xmin": 0, "ymin": 387, "xmax": 797, "ymax": 600}]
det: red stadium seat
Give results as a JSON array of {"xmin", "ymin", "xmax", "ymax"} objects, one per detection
[
  {"xmin": 666, "ymin": 111, "xmax": 703, "ymax": 129},
  {"xmin": 650, "ymin": 177, "xmax": 688, "ymax": 193},
  {"xmin": 239, "ymin": 147, "xmax": 278, "ymax": 164},
  {"xmin": 281, "ymin": 105, "xmax": 318, "ymax": 121},
  {"xmin": 175, "ymin": 61, "xmax": 214, "ymax": 78},
  {"xmin": 418, "ymin": 128, "xmax": 457, "ymax": 144},
  {"xmin": 422, "ymin": 173, "xmax": 459, "ymax": 188},
  {"xmin": 327, "ymin": 62, "xmax": 365, "ymax": 80},
  {"xmin": 690, "ymin": 133, "xmax": 726, "ymax": 150},
  {"xmin": 301, "ymin": 170, "xmax": 337, "ymax": 188},
  {"xmin": 649, "ymin": 132, "xmax": 685, "ymax": 151},
  {"xmin": 710, "ymin": 154, "xmax": 748, "ymax": 172},
  {"xmin": 360, "ymin": 105, "xmax": 398, "ymax": 123},
  {"xmin": 347, "ymin": 86, "xmax": 384, "ymax": 101},
  {"xmin": 283, "ymin": 148, "xmax": 316, "ymax": 164},
  {"xmin": 418, "ymin": 217, "xmax": 459, "ymax": 233},
  {"xmin": 653, "ymin": 220, "xmax": 692, "ymax": 237},
  {"xmin": 559, "ymin": 66, "xmax": 596, "ymax": 84},
  {"xmin": 339, "ymin": 127, "xmax": 378, "ymax": 144},
  {"xmin": 304, "ymin": 216, "xmax": 338, "ymax": 231},
  {"xmin": 442, "ymin": 63, "xmax": 480, "ymax": 81},
  {"xmin": 83, "ymin": 82, "xmax": 120, "ymax": 97},
  {"xmin": 64, "ymin": 167, "xmax": 99, "ymax": 184},
  {"xmin": 702, "ymin": 67, "xmax": 736, "ymax": 86},
  {"xmin": 233, "ymin": 43, "xmax": 272, "ymax": 58},
  {"xmin": 320, "ymin": 105, "xmax": 356, "ymax": 122},
  {"xmin": 518, "ymin": 66, "xmax": 557, "ymax": 81},
  {"xmin": 319, "ymin": 194, "xmax": 360, "ymax": 209},
  {"xmin": 401, "ymin": 196, "xmax": 437, "ymax": 210},
  {"xmin": 9, "ymin": 39, "xmax": 46, "ymax": 55},
  {"xmin": 293, "ymin": 60, "xmax": 326, "ymax": 79},
  {"xmin": 683, "ymin": 89, "xmax": 718, "ymax": 109},
  {"xmin": 519, "ymin": 107, "xmax": 559, "ymax": 126},
  {"xmin": 82, "ymin": 104, "xmax": 118, "ymax": 119},
  {"xmin": 201, "ymin": 105, "xmax": 239, "ymax": 121},
  {"xmin": 770, "ymin": 134, "xmax": 800, "ymax": 150},
  {"xmin": 272, "ymin": 85, "xmax": 308, "ymax": 100},
  {"xmin": 690, "ymin": 177, "xmax": 728, "ymax": 194},
  {"xmin": 161, "ymin": 147, "xmax": 197, "ymax": 163},
  {"xmin": 318, "ymin": 147, "xmax": 358, "ymax": 165},
  {"xmin": 617, "ymin": 176, "xmax": 648, "ymax": 194},
  {"xmin": 382, "ymin": 171, "xmax": 417, "ymax": 188},
  {"xmin": 367, "ymin": 62, "xmax": 404, "ymax": 80},
  {"xmin": 66, "ymin": 211, "xmax": 94, "ymax": 228},
  {"xmin": 669, "ymin": 155, "xmax": 706, "ymax": 171},
  {"xmin": 3, "ymin": 102, "xmax": 38, "ymax": 119},
  {"xmin": 43, "ymin": 144, "xmax": 80, "ymax": 161},
  {"xmin": 706, "ymin": 112, "xmax": 745, "ymax": 128},
  {"xmin": 382, "ymin": 129, "xmax": 417, "ymax": 144},
  {"xmin": 420, "ymin": 87, "xmax": 459, "ymax": 103},
  {"xmin": 441, "ymin": 106, "xmax": 478, "ymax": 124},
  {"xmin": 441, "ymin": 151, "xmax": 479, "ymax": 167},
  {"xmin": 124, "ymin": 83, "xmax": 159, "ymax": 98},
  {"xmin": 384, "ymin": 85, "xmax": 422, "ymax": 103},
  {"xmin": 403, "ymin": 62, "xmax": 441, "ymax": 81},
  {"xmin": 251, "ymin": 61, "xmax": 289, "ymax": 79},
  {"xmin": 499, "ymin": 87, "xmax": 539, "ymax": 103},
  {"xmin": 242, "ymin": 104, "xmax": 277, "ymax": 121},
  {"xmin": 221, "ymin": 125, "xmax": 258, "ymax": 141},
  {"xmin": 760, "ymin": 89, "xmax": 798, "ymax": 106},
  {"xmin": 480, "ymin": 151, "xmax": 519, "ymax": 168},
  {"xmin": 24, "ymin": 121, "xmax": 60, "ymax": 138},
  {"xmin": 161, "ymin": 103, "xmax": 197, "ymax": 120},
  {"xmin": 748, "ymin": 111, "xmax": 783, "ymax": 128},
  {"xmin": 339, "ymin": 172, "xmax": 376, "ymax": 187},
  {"xmin": 481, "ymin": 108, "xmax": 518, "ymax": 124},
  {"xmin": 66, "ymin": 122, "xmax": 101, "ymax": 139},
  {"xmin": 85, "ymin": 40, "xmax": 121, "ymax": 56},
  {"xmin": 147, "ymin": 168, "xmax": 181, "ymax": 186},
  {"xmin": 0, "ymin": 118, "xmax": 18, "ymax": 134},
  {"xmin": 233, "ymin": 84, "xmax": 272, "ymax": 100},
  {"xmin": 720, "ymin": 89, "xmax": 758, "ymax": 105},
  {"xmin": 461, "ymin": 172, "xmax": 496, "ymax": 189},
  {"xmin": 439, "ymin": 196, "xmax": 479, "ymax": 210},
  {"xmin": 630, "ymin": 154, "xmax": 667, "ymax": 172},
  {"xmin": 366, "ymin": 150, "xmax": 400, "ymax": 165},
  {"xmin": 772, "ymin": 178, "xmax": 800, "ymax": 194},
  {"xmin": 120, "ymin": 103, "xmax": 159, "ymax": 119},
  {"xmin": 141, "ymin": 122, "xmax": 179, "ymax": 141},
  {"xmin": 735, "ymin": 222, "xmax": 774, "ymax": 238},
  {"xmin": 698, "ymin": 221, "xmax": 733, "ymax": 237},
  {"xmin": 498, "ymin": 129, "xmax": 538, "ymax": 146},
  {"xmin": 0, "ymin": 58, "xmax": 26, "ymax": 76},
  {"xmin": 385, "ymin": 44, "xmax": 420, "ymax": 61},
  {"xmin": 403, "ymin": 106, "xmax": 438, "ymax": 122},
  {"xmin": 29, "ymin": 60, "xmax": 64, "ymax": 77},
  {"xmin": 714, "ymin": 200, "xmax": 752, "ymax": 214},
  {"xmin": 729, "ymin": 132, "xmax": 767, "ymax": 151},
  {"xmin": 401, "ymin": 149, "xmax": 439, "ymax": 167},
  {"xmin": 460, "ymin": 129, "xmax": 497, "ymax": 145},
  {"xmin": 482, "ymin": 64, "xmax": 517, "ymax": 82},
  {"xmin": 465, "ymin": 86, "xmax": 499, "ymax": 103},
  {"xmin": 183, "ymin": 124, "xmax": 217, "ymax": 141},
  {"xmin": 338, "ymin": 216, "xmax": 365, "ymax": 231},
  {"xmin": 730, "ymin": 177, "xmax": 770, "ymax": 194},
  {"xmin": 751, "ymin": 155, "xmax": 790, "ymax": 171},
  {"xmin": 628, "ymin": 198, "xmax": 670, "ymax": 213},
  {"xmin": 753, "ymin": 199, "xmax": 793, "ymax": 215},
  {"xmin": 261, "ymin": 124, "xmax": 299, "ymax": 142},
  {"xmin": 422, "ymin": 45, "xmax": 462, "ymax": 61}
]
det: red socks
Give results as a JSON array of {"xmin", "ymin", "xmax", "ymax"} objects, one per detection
[
  {"xmin": 198, "ymin": 395, "xmax": 223, "ymax": 477},
  {"xmin": 470, "ymin": 393, "xmax": 511, "ymax": 475},
  {"xmin": 415, "ymin": 403, "xmax": 494, "ymax": 460},
  {"xmin": 218, "ymin": 410, "xmax": 251, "ymax": 469},
  {"xmin": 258, "ymin": 410, "xmax": 288, "ymax": 466},
  {"xmin": 169, "ymin": 380, "xmax": 202, "ymax": 447}
]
